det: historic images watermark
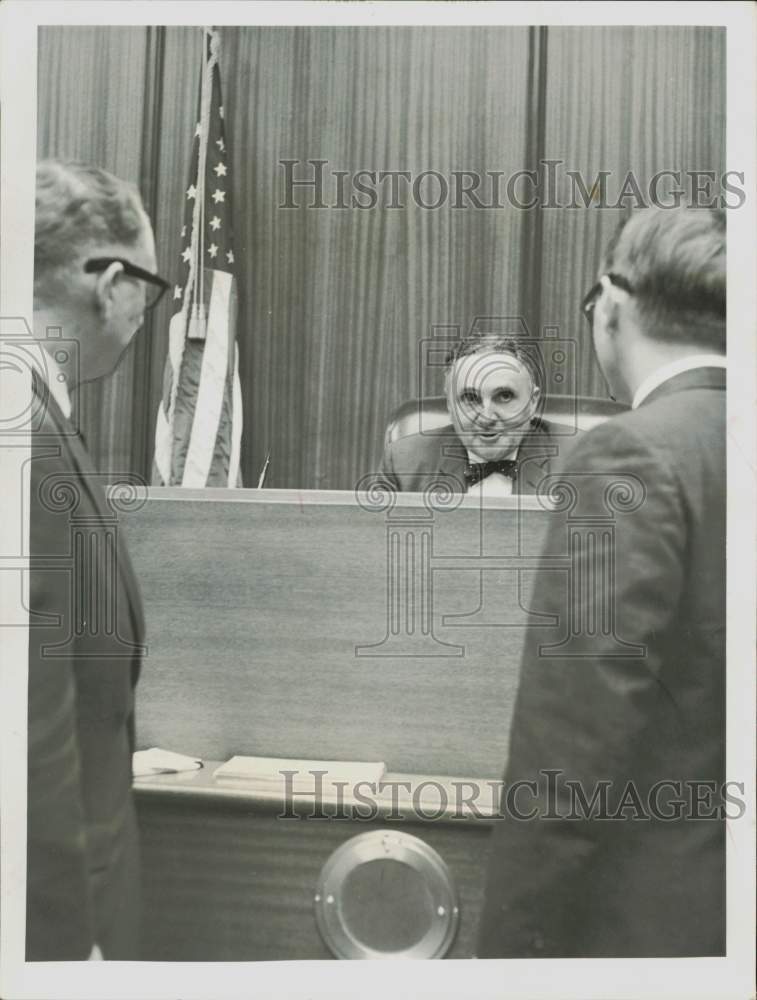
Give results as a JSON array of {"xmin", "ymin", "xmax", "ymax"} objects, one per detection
[
  {"xmin": 279, "ymin": 159, "xmax": 747, "ymax": 211},
  {"xmin": 276, "ymin": 768, "xmax": 747, "ymax": 822}
]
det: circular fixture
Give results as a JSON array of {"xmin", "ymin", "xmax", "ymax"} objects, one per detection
[{"xmin": 314, "ymin": 830, "xmax": 459, "ymax": 960}]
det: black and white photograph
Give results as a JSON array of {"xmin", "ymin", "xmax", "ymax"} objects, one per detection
[{"xmin": 0, "ymin": 2, "xmax": 754, "ymax": 999}]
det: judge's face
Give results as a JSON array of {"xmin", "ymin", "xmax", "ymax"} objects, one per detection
[{"xmin": 446, "ymin": 351, "xmax": 540, "ymax": 461}]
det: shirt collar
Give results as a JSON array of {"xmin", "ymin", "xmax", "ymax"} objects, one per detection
[
  {"xmin": 631, "ymin": 354, "xmax": 727, "ymax": 410},
  {"xmin": 466, "ymin": 445, "xmax": 519, "ymax": 465},
  {"xmin": 36, "ymin": 348, "xmax": 72, "ymax": 420}
]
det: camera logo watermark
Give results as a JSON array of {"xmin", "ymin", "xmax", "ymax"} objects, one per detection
[
  {"xmin": 0, "ymin": 317, "xmax": 80, "ymax": 435},
  {"xmin": 0, "ymin": 316, "xmax": 147, "ymax": 654}
]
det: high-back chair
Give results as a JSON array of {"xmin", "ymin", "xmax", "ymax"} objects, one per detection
[{"xmin": 384, "ymin": 394, "xmax": 628, "ymax": 449}]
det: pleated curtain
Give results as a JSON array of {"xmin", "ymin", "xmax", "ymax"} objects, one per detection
[{"xmin": 37, "ymin": 25, "xmax": 725, "ymax": 489}]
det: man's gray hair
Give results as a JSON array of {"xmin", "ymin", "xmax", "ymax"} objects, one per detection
[
  {"xmin": 602, "ymin": 205, "xmax": 725, "ymax": 351},
  {"xmin": 35, "ymin": 159, "xmax": 147, "ymax": 295},
  {"xmin": 444, "ymin": 336, "xmax": 545, "ymax": 392}
]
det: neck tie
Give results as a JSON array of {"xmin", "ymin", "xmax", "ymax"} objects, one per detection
[{"xmin": 463, "ymin": 459, "xmax": 518, "ymax": 488}]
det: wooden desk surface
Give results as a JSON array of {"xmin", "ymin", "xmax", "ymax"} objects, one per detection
[
  {"xmin": 120, "ymin": 488, "xmax": 560, "ymax": 778},
  {"xmin": 135, "ymin": 760, "xmax": 500, "ymax": 822}
]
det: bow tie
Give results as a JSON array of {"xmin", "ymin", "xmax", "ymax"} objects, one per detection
[{"xmin": 463, "ymin": 459, "xmax": 518, "ymax": 487}]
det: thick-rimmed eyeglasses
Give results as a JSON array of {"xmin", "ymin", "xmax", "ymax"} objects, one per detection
[
  {"xmin": 84, "ymin": 257, "xmax": 171, "ymax": 310},
  {"xmin": 581, "ymin": 272, "xmax": 634, "ymax": 324}
]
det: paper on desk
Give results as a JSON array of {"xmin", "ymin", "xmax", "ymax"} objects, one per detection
[
  {"xmin": 132, "ymin": 747, "xmax": 203, "ymax": 777},
  {"xmin": 213, "ymin": 755, "xmax": 385, "ymax": 791}
]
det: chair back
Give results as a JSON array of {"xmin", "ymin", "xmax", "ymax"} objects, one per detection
[{"xmin": 384, "ymin": 395, "xmax": 628, "ymax": 448}]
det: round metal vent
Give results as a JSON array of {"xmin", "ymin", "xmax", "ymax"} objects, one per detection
[{"xmin": 314, "ymin": 830, "xmax": 459, "ymax": 960}]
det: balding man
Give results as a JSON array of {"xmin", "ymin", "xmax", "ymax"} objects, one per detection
[
  {"xmin": 27, "ymin": 160, "xmax": 168, "ymax": 960},
  {"xmin": 380, "ymin": 337, "xmax": 557, "ymax": 495},
  {"xmin": 477, "ymin": 206, "xmax": 727, "ymax": 958}
]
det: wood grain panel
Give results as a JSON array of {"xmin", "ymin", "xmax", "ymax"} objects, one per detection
[
  {"xmin": 538, "ymin": 26, "xmax": 726, "ymax": 398},
  {"xmin": 140, "ymin": 26, "xmax": 203, "ymax": 479},
  {"xmin": 136, "ymin": 795, "xmax": 492, "ymax": 960},
  {"xmin": 129, "ymin": 26, "xmax": 167, "ymax": 481},
  {"xmin": 216, "ymin": 26, "xmax": 532, "ymax": 490},
  {"xmin": 120, "ymin": 490, "xmax": 560, "ymax": 778},
  {"xmin": 37, "ymin": 26, "xmax": 148, "ymax": 478}
]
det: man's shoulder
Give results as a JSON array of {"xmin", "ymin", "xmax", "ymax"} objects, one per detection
[
  {"xmin": 585, "ymin": 386, "xmax": 722, "ymax": 449},
  {"xmin": 386, "ymin": 425, "xmax": 458, "ymax": 460},
  {"xmin": 529, "ymin": 416, "xmax": 558, "ymax": 443},
  {"xmin": 557, "ymin": 388, "xmax": 724, "ymax": 488},
  {"xmin": 546, "ymin": 409, "xmax": 659, "ymax": 492}
]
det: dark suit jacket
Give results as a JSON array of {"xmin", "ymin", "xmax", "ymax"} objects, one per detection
[
  {"xmin": 476, "ymin": 367, "xmax": 726, "ymax": 957},
  {"xmin": 26, "ymin": 377, "xmax": 145, "ymax": 960},
  {"xmin": 380, "ymin": 419, "xmax": 558, "ymax": 494}
]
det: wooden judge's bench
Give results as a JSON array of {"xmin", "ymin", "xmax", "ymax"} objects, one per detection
[{"xmin": 120, "ymin": 450, "xmax": 620, "ymax": 959}]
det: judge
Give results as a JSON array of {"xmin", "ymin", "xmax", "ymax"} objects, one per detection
[{"xmin": 380, "ymin": 337, "xmax": 557, "ymax": 495}]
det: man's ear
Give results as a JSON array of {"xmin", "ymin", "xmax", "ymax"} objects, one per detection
[
  {"xmin": 602, "ymin": 296, "xmax": 623, "ymax": 336},
  {"xmin": 598, "ymin": 278, "xmax": 630, "ymax": 336},
  {"xmin": 443, "ymin": 370, "xmax": 455, "ymax": 411},
  {"xmin": 93, "ymin": 262, "xmax": 124, "ymax": 319},
  {"xmin": 526, "ymin": 383, "xmax": 541, "ymax": 419}
]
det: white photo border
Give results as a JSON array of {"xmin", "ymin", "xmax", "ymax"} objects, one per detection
[{"xmin": 1, "ymin": 3, "xmax": 754, "ymax": 999}]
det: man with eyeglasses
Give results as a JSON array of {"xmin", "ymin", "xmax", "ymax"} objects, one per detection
[
  {"xmin": 477, "ymin": 206, "xmax": 726, "ymax": 958},
  {"xmin": 26, "ymin": 160, "xmax": 168, "ymax": 960}
]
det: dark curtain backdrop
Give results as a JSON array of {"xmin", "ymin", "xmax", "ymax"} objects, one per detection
[{"xmin": 37, "ymin": 25, "xmax": 725, "ymax": 489}]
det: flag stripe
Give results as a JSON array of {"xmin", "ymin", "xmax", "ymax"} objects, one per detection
[
  {"xmin": 153, "ymin": 402, "xmax": 172, "ymax": 486},
  {"xmin": 181, "ymin": 271, "xmax": 233, "ymax": 487},
  {"xmin": 228, "ymin": 345, "xmax": 243, "ymax": 487}
]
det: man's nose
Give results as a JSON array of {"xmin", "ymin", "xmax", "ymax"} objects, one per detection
[{"xmin": 478, "ymin": 398, "xmax": 497, "ymax": 424}]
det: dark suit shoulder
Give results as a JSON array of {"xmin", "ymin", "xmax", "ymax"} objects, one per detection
[
  {"xmin": 548, "ymin": 413, "xmax": 682, "ymax": 519},
  {"xmin": 526, "ymin": 417, "xmax": 558, "ymax": 446},
  {"xmin": 569, "ymin": 389, "xmax": 724, "ymax": 483},
  {"xmin": 385, "ymin": 424, "xmax": 455, "ymax": 460}
]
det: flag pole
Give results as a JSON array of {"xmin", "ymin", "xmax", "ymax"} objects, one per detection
[{"xmin": 256, "ymin": 451, "xmax": 271, "ymax": 489}]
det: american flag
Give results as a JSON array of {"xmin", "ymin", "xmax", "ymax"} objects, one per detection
[{"xmin": 153, "ymin": 27, "xmax": 243, "ymax": 487}]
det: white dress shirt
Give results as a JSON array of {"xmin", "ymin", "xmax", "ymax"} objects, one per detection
[
  {"xmin": 631, "ymin": 354, "xmax": 726, "ymax": 410},
  {"xmin": 36, "ymin": 347, "xmax": 72, "ymax": 420}
]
